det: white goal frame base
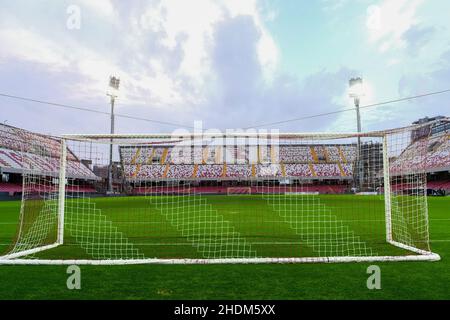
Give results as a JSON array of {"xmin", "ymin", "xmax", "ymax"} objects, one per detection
[
  {"xmin": 0, "ymin": 239, "xmax": 441, "ymax": 265},
  {"xmin": 0, "ymin": 243, "xmax": 60, "ymax": 260},
  {"xmin": 0, "ymin": 254, "xmax": 440, "ymax": 265},
  {"xmin": 0, "ymin": 237, "xmax": 440, "ymax": 265}
]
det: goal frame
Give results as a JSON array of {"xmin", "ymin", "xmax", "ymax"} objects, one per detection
[{"xmin": 0, "ymin": 128, "xmax": 443, "ymax": 265}]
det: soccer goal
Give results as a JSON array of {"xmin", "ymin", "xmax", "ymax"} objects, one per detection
[{"xmin": 0, "ymin": 122, "xmax": 443, "ymax": 265}]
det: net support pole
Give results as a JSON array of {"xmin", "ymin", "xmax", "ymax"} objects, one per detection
[
  {"xmin": 57, "ymin": 138, "xmax": 67, "ymax": 245},
  {"xmin": 382, "ymin": 135, "xmax": 393, "ymax": 242}
]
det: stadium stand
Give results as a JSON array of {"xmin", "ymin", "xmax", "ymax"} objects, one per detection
[
  {"xmin": 426, "ymin": 134, "xmax": 450, "ymax": 170},
  {"xmin": 0, "ymin": 123, "xmax": 97, "ymax": 180},
  {"xmin": 1, "ymin": 119, "xmax": 447, "ymax": 197},
  {"xmin": 119, "ymin": 145, "xmax": 357, "ymax": 180},
  {"xmin": 256, "ymin": 164, "xmax": 283, "ymax": 177},
  {"xmin": 284, "ymin": 164, "xmax": 313, "ymax": 177},
  {"xmin": 225, "ymin": 164, "xmax": 253, "ymax": 178},
  {"xmin": 167, "ymin": 164, "xmax": 195, "ymax": 179},
  {"xmin": 390, "ymin": 133, "xmax": 450, "ymax": 174},
  {"xmin": 197, "ymin": 165, "xmax": 223, "ymax": 178},
  {"xmin": 340, "ymin": 145, "xmax": 357, "ymax": 163},
  {"xmin": 280, "ymin": 146, "xmax": 313, "ymax": 163},
  {"xmin": 117, "ymin": 132, "xmax": 447, "ymax": 193},
  {"xmin": 313, "ymin": 164, "xmax": 341, "ymax": 177}
]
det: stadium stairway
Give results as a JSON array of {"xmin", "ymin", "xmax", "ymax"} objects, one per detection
[
  {"xmin": 337, "ymin": 163, "xmax": 346, "ymax": 177},
  {"xmin": 308, "ymin": 163, "xmax": 317, "ymax": 177},
  {"xmin": 338, "ymin": 146, "xmax": 347, "ymax": 164},
  {"xmin": 310, "ymin": 146, "xmax": 319, "ymax": 163}
]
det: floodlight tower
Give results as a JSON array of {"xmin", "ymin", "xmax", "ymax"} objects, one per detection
[
  {"xmin": 107, "ymin": 76, "xmax": 120, "ymax": 194},
  {"xmin": 349, "ymin": 77, "xmax": 365, "ymax": 191}
]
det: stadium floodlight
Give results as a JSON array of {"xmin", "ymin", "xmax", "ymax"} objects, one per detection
[
  {"xmin": 349, "ymin": 77, "xmax": 364, "ymax": 99},
  {"xmin": 107, "ymin": 76, "xmax": 120, "ymax": 194},
  {"xmin": 349, "ymin": 77, "xmax": 364, "ymax": 131},
  {"xmin": 349, "ymin": 77, "xmax": 365, "ymax": 191},
  {"xmin": 109, "ymin": 76, "xmax": 120, "ymax": 91},
  {"xmin": 0, "ymin": 120, "xmax": 445, "ymax": 265}
]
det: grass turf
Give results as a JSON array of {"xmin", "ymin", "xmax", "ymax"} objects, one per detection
[{"xmin": 0, "ymin": 195, "xmax": 449, "ymax": 299}]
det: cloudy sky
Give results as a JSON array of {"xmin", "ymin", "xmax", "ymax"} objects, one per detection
[{"xmin": 0, "ymin": 0, "xmax": 449, "ymax": 136}]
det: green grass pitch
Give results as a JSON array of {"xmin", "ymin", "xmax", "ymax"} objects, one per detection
[{"xmin": 0, "ymin": 195, "xmax": 449, "ymax": 299}]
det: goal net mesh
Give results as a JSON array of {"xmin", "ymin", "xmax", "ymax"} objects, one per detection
[{"xmin": 0, "ymin": 125, "xmax": 439, "ymax": 263}]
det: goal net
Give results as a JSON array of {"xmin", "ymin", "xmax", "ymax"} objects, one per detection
[{"xmin": 0, "ymin": 123, "xmax": 443, "ymax": 264}]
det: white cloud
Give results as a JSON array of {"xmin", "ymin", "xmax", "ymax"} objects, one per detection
[
  {"xmin": 0, "ymin": 24, "xmax": 158, "ymax": 106},
  {"xmin": 257, "ymin": 33, "xmax": 278, "ymax": 79},
  {"xmin": 127, "ymin": 0, "xmax": 280, "ymax": 103},
  {"xmin": 229, "ymin": 0, "xmax": 280, "ymax": 82},
  {"xmin": 0, "ymin": 28, "xmax": 70, "ymax": 71},
  {"xmin": 78, "ymin": 0, "xmax": 116, "ymax": 19},
  {"xmin": 366, "ymin": 0, "xmax": 424, "ymax": 53},
  {"xmin": 0, "ymin": 0, "xmax": 282, "ymax": 118}
]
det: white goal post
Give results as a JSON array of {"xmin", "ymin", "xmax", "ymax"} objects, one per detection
[{"xmin": 0, "ymin": 122, "xmax": 445, "ymax": 265}]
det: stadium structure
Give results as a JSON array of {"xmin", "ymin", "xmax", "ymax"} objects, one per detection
[
  {"xmin": 0, "ymin": 117, "xmax": 448, "ymax": 265},
  {"xmin": 1, "ymin": 118, "xmax": 449, "ymax": 197}
]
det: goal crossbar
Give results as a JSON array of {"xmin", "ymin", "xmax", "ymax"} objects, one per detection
[{"xmin": 61, "ymin": 118, "xmax": 449, "ymax": 141}]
